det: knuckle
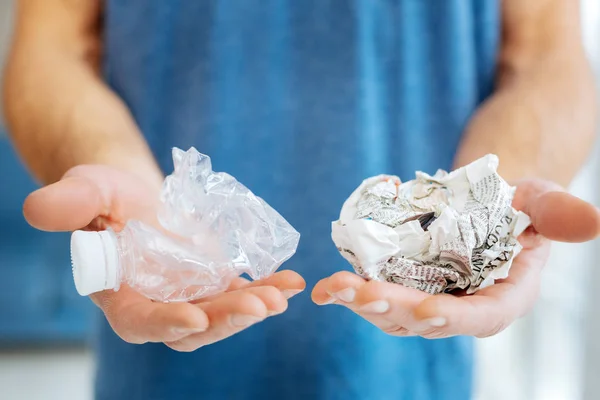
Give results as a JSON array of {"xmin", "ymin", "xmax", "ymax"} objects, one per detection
[{"xmin": 237, "ymin": 292, "xmax": 266, "ymax": 312}]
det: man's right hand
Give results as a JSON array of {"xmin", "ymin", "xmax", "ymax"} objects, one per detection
[{"xmin": 23, "ymin": 165, "xmax": 305, "ymax": 352}]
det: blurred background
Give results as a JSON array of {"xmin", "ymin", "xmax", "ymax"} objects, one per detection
[{"xmin": 0, "ymin": 1, "xmax": 598, "ymax": 399}]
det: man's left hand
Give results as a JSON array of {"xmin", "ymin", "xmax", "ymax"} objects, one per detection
[{"xmin": 312, "ymin": 179, "xmax": 600, "ymax": 338}]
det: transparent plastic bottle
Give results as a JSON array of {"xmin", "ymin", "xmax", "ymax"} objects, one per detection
[
  {"xmin": 71, "ymin": 221, "xmax": 237, "ymax": 302},
  {"xmin": 70, "ymin": 147, "xmax": 300, "ymax": 303}
]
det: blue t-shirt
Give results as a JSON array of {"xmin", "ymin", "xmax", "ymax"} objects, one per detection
[{"xmin": 97, "ymin": 1, "xmax": 500, "ymax": 399}]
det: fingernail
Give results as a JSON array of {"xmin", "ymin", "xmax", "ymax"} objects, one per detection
[
  {"xmin": 267, "ymin": 310, "xmax": 281, "ymax": 317},
  {"xmin": 333, "ymin": 287, "xmax": 356, "ymax": 303},
  {"xmin": 172, "ymin": 327, "xmax": 206, "ymax": 335},
  {"xmin": 281, "ymin": 289, "xmax": 302, "ymax": 299},
  {"xmin": 230, "ymin": 314, "xmax": 263, "ymax": 327},
  {"xmin": 423, "ymin": 317, "xmax": 447, "ymax": 327},
  {"xmin": 359, "ymin": 300, "xmax": 389, "ymax": 314}
]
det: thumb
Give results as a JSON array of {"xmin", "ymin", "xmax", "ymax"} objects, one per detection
[
  {"xmin": 23, "ymin": 165, "xmax": 160, "ymax": 232},
  {"xmin": 514, "ymin": 180, "xmax": 600, "ymax": 243},
  {"xmin": 23, "ymin": 174, "xmax": 107, "ymax": 232}
]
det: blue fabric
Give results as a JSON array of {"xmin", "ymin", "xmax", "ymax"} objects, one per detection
[{"xmin": 98, "ymin": 1, "xmax": 500, "ymax": 399}]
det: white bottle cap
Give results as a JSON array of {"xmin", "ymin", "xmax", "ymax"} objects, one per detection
[{"xmin": 70, "ymin": 230, "xmax": 119, "ymax": 296}]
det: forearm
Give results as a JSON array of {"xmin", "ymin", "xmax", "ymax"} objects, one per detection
[
  {"xmin": 454, "ymin": 0, "xmax": 598, "ymax": 186},
  {"xmin": 2, "ymin": 0, "xmax": 162, "ymax": 187},
  {"xmin": 455, "ymin": 48, "xmax": 597, "ymax": 185},
  {"xmin": 4, "ymin": 56, "xmax": 162, "ymax": 186}
]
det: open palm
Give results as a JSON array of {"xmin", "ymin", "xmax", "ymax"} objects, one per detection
[
  {"xmin": 24, "ymin": 165, "xmax": 305, "ymax": 351},
  {"xmin": 312, "ymin": 179, "xmax": 600, "ymax": 338}
]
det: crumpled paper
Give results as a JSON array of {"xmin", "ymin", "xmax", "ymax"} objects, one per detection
[{"xmin": 331, "ymin": 154, "xmax": 531, "ymax": 295}]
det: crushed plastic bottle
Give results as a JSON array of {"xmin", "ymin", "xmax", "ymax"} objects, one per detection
[{"xmin": 70, "ymin": 147, "xmax": 300, "ymax": 302}]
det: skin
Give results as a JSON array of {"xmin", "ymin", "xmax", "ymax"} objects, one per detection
[{"xmin": 3, "ymin": 0, "xmax": 599, "ymax": 348}]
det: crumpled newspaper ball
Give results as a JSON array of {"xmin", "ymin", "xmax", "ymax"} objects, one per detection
[
  {"xmin": 159, "ymin": 147, "xmax": 300, "ymax": 281},
  {"xmin": 331, "ymin": 154, "xmax": 531, "ymax": 295}
]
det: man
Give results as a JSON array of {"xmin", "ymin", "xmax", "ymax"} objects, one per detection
[{"xmin": 3, "ymin": 0, "xmax": 599, "ymax": 399}]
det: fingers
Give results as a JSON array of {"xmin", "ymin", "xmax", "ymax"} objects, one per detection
[
  {"xmin": 197, "ymin": 270, "xmax": 306, "ymax": 303},
  {"xmin": 352, "ymin": 280, "xmax": 430, "ymax": 317},
  {"xmin": 235, "ymin": 270, "xmax": 306, "ymax": 298},
  {"xmin": 350, "ymin": 280, "xmax": 431, "ymax": 335},
  {"xmin": 165, "ymin": 286, "xmax": 287, "ymax": 352},
  {"xmin": 326, "ymin": 276, "xmax": 509, "ymax": 339},
  {"xmin": 91, "ymin": 286, "xmax": 210, "ymax": 344},
  {"xmin": 235, "ymin": 286, "xmax": 289, "ymax": 316},
  {"xmin": 167, "ymin": 272, "xmax": 305, "ymax": 351},
  {"xmin": 95, "ymin": 270, "xmax": 304, "ymax": 352},
  {"xmin": 312, "ymin": 271, "xmax": 366, "ymax": 305},
  {"xmin": 313, "ymin": 272, "xmax": 427, "ymax": 336},
  {"xmin": 314, "ymin": 270, "xmax": 530, "ymax": 339}
]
